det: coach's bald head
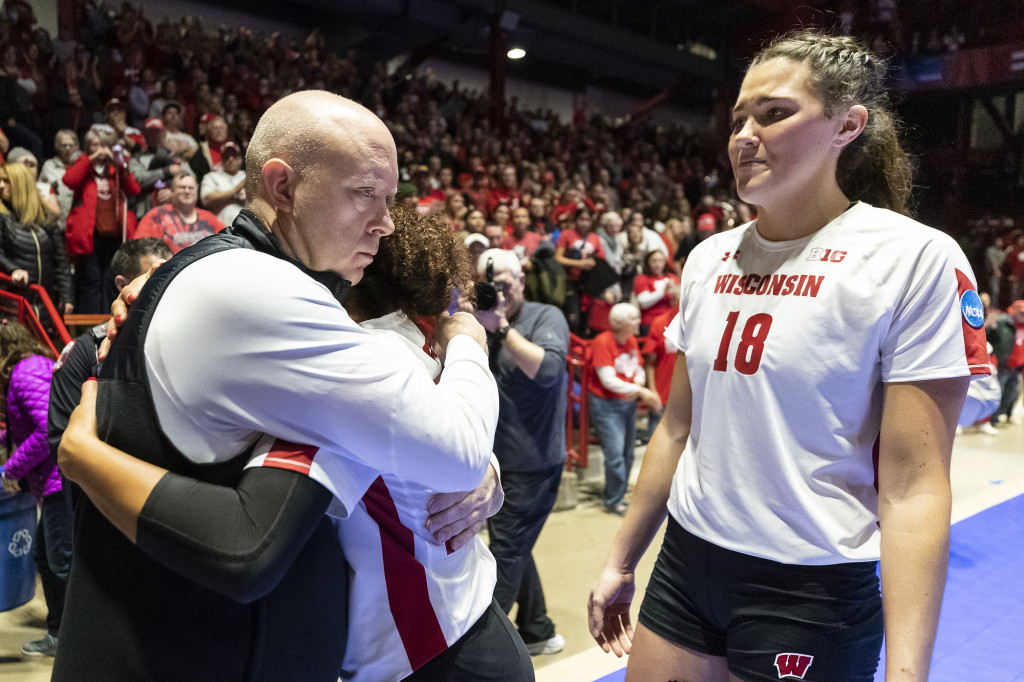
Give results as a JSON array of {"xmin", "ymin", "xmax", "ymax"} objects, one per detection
[{"xmin": 245, "ymin": 91, "xmax": 398, "ymax": 283}]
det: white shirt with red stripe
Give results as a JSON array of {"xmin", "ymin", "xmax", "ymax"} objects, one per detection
[
  {"xmin": 666, "ymin": 202, "xmax": 989, "ymax": 565},
  {"xmin": 144, "ymin": 248, "xmax": 498, "ymax": 516},
  {"xmin": 315, "ymin": 311, "xmax": 496, "ymax": 681}
]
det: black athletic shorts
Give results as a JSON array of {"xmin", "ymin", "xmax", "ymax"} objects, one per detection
[{"xmin": 637, "ymin": 516, "xmax": 883, "ymax": 682}]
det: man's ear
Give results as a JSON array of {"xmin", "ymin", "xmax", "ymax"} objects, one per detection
[
  {"xmin": 114, "ymin": 275, "xmax": 127, "ymax": 291},
  {"xmin": 834, "ymin": 104, "xmax": 868, "ymax": 148},
  {"xmin": 261, "ymin": 159, "xmax": 296, "ymax": 213}
]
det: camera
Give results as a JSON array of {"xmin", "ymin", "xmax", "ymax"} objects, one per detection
[
  {"xmin": 111, "ymin": 144, "xmax": 127, "ymax": 169},
  {"xmin": 474, "ymin": 257, "xmax": 499, "ymax": 311}
]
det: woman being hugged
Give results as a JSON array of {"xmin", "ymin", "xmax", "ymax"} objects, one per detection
[{"xmin": 588, "ymin": 30, "xmax": 987, "ymax": 682}]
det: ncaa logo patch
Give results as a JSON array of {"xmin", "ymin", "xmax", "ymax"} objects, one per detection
[
  {"xmin": 774, "ymin": 652, "xmax": 814, "ymax": 679},
  {"xmin": 960, "ymin": 289, "xmax": 984, "ymax": 329}
]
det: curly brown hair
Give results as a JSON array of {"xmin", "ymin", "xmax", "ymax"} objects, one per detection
[{"xmin": 346, "ymin": 206, "xmax": 475, "ymax": 321}]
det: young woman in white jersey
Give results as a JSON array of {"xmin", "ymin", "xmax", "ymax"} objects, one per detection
[{"xmin": 588, "ymin": 30, "xmax": 988, "ymax": 682}]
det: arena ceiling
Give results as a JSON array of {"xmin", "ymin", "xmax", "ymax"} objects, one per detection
[{"xmin": 210, "ymin": 0, "xmax": 823, "ymax": 105}]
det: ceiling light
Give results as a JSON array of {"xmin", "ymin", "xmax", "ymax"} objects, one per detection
[{"xmin": 507, "ymin": 47, "xmax": 526, "ymax": 59}]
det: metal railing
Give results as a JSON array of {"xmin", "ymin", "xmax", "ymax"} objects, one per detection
[{"xmin": 0, "ymin": 273, "xmax": 72, "ymax": 357}]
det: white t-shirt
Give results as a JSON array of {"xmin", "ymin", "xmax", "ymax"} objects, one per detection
[
  {"xmin": 199, "ymin": 169, "xmax": 246, "ymax": 225},
  {"xmin": 144, "ymin": 248, "xmax": 499, "ymax": 515},
  {"xmin": 666, "ymin": 202, "xmax": 989, "ymax": 564}
]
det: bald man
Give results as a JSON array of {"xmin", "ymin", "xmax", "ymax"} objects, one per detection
[{"xmin": 53, "ymin": 92, "xmax": 513, "ymax": 681}]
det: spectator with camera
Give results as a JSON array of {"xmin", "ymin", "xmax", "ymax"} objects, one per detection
[
  {"xmin": 62, "ymin": 126, "xmax": 141, "ymax": 314},
  {"xmin": 472, "ymin": 247, "xmax": 570, "ymax": 657},
  {"xmin": 103, "ymin": 98, "xmax": 145, "ymax": 156}
]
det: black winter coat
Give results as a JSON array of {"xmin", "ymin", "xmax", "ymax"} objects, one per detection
[{"xmin": 0, "ymin": 211, "xmax": 74, "ymax": 308}]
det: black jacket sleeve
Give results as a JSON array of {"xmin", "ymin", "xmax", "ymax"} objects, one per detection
[
  {"xmin": 135, "ymin": 465, "xmax": 335, "ymax": 603},
  {"xmin": 48, "ymin": 330, "xmax": 101, "ymax": 460}
]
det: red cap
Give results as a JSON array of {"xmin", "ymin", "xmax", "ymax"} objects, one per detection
[
  {"xmin": 697, "ymin": 212, "xmax": 716, "ymax": 232},
  {"xmin": 105, "ymin": 97, "xmax": 125, "ymax": 112},
  {"xmin": 221, "ymin": 141, "xmax": 241, "ymax": 157},
  {"xmin": 144, "ymin": 118, "xmax": 164, "ymax": 131},
  {"xmin": 199, "ymin": 113, "xmax": 216, "ymax": 125}
]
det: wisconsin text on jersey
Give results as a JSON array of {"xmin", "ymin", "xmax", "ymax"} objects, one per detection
[{"xmin": 713, "ymin": 273, "xmax": 825, "ymax": 297}]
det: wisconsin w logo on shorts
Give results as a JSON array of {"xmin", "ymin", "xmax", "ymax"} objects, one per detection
[{"xmin": 774, "ymin": 652, "xmax": 814, "ymax": 679}]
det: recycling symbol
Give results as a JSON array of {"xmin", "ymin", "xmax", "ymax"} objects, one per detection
[{"xmin": 8, "ymin": 528, "xmax": 32, "ymax": 558}]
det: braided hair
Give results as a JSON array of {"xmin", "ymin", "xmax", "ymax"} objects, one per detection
[{"xmin": 751, "ymin": 30, "xmax": 913, "ymax": 215}]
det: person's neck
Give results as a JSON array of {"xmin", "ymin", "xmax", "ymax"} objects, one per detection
[
  {"xmin": 612, "ymin": 328, "xmax": 631, "ymax": 344},
  {"xmin": 754, "ymin": 186, "xmax": 852, "ymax": 242},
  {"xmin": 174, "ymin": 204, "xmax": 197, "ymax": 222}
]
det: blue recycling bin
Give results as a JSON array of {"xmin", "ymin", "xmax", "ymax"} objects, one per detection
[{"xmin": 0, "ymin": 476, "xmax": 38, "ymax": 612}]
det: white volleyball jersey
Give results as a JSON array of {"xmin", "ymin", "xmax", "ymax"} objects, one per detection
[
  {"xmin": 250, "ymin": 312, "xmax": 496, "ymax": 682},
  {"xmin": 666, "ymin": 202, "xmax": 988, "ymax": 565}
]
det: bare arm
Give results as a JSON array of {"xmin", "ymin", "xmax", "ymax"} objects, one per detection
[
  {"xmin": 201, "ymin": 178, "xmax": 245, "ymax": 210},
  {"xmin": 878, "ymin": 376, "xmax": 968, "ymax": 682},
  {"xmin": 588, "ymin": 352, "xmax": 691, "ymax": 655}
]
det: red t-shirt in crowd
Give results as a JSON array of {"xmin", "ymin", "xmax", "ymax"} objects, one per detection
[
  {"xmin": 634, "ymin": 273, "xmax": 680, "ymax": 326},
  {"xmin": 1007, "ymin": 246, "xmax": 1024, "ymax": 279},
  {"xmin": 556, "ymin": 229, "xmax": 605, "ymax": 281},
  {"xmin": 588, "ymin": 331, "xmax": 641, "ymax": 401},
  {"xmin": 135, "ymin": 204, "xmax": 225, "ymax": 253},
  {"xmin": 487, "ymin": 187, "xmax": 519, "ymax": 215},
  {"xmin": 641, "ymin": 309, "xmax": 678, "ymax": 405},
  {"xmin": 501, "ymin": 232, "xmax": 542, "ymax": 260},
  {"xmin": 550, "ymin": 197, "xmax": 596, "ymax": 225}
]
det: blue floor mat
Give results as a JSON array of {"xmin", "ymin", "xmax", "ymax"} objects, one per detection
[
  {"xmin": 591, "ymin": 494, "xmax": 1024, "ymax": 682},
  {"xmin": 878, "ymin": 494, "xmax": 1024, "ymax": 681}
]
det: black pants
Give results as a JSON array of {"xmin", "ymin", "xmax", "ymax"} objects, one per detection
[
  {"xmin": 487, "ymin": 465, "xmax": 562, "ymax": 644},
  {"xmin": 34, "ymin": 492, "xmax": 74, "ymax": 636},
  {"xmin": 405, "ymin": 598, "xmax": 534, "ymax": 681},
  {"xmin": 74, "ymin": 234, "xmax": 121, "ymax": 314}
]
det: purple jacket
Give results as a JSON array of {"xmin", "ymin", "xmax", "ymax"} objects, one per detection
[{"xmin": 3, "ymin": 354, "xmax": 58, "ymax": 501}]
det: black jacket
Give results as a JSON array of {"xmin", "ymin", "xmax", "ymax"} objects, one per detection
[{"xmin": 0, "ymin": 211, "xmax": 74, "ymax": 307}]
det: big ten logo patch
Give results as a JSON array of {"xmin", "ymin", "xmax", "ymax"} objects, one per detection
[{"xmin": 806, "ymin": 248, "xmax": 846, "ymax": 263}]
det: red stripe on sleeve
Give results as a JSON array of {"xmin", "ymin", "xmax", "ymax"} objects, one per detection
[
  {"xmin": 260, "ymin": 438, "xmax": 318, "ymax": 475},
  {"xmin": 955, "ymin": 269, "xmax": 991, "ymax": 375},
  {"xmin": 362, "ymin": 477, "xmax": 448, "ymax": 671}
]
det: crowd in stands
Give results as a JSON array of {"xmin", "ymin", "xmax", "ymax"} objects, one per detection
[
  {"xmin": 0, "ymin": 0, "xmax": 752, "ymax": 332},
  {"xmin": 828, "ymin": 0, "xmax": 1024, "ymax": 57}
]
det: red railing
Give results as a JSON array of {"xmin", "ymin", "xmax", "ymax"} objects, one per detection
[
  {"xmin": 566, "ymin": 333, "xmax": 591, "ymax": 471},
  {"xmin": 0, "ymin": 273, "xmax": 73, "ymax": 357}
]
